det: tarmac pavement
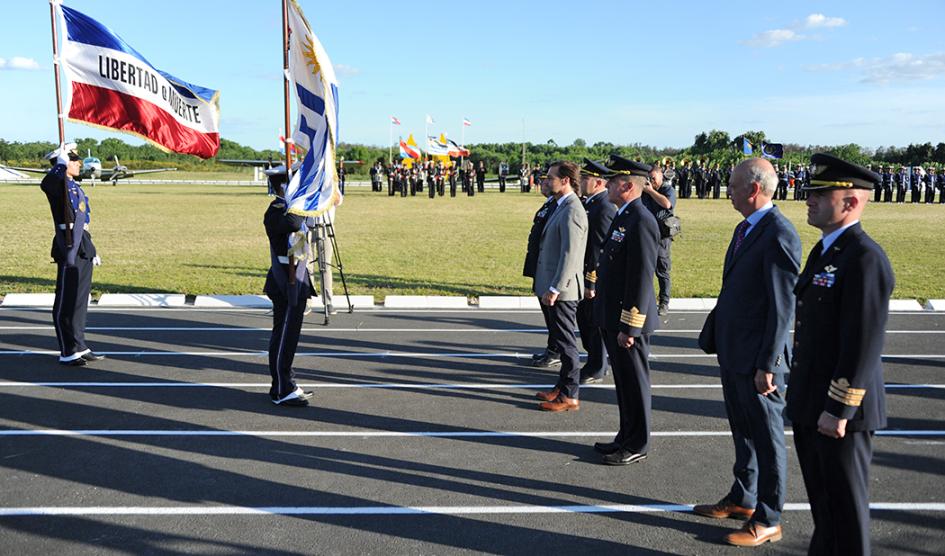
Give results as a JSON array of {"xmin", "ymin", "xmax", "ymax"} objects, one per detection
[{"xmin": 0, "ymin": 307, "xmax": 942, "ymax": 554}]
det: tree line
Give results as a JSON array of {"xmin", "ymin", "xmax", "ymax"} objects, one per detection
[{"xmin": 3, "ymin": 131, "xmax": 943, "ymax": 176}]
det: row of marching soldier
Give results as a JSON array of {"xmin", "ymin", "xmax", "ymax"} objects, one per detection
[{"xmin": 523, "ymin": 153, "xmax": 893, "ymax": 553}]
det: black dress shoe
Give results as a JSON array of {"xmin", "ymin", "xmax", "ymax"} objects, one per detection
[
  {"xmin": 602, "ymin": 449, "xmax": 647, "ymax": 466},
  {"xmin": 81, "ymin": 352, "xmax": 106, "ymax": 362},
  {"xmin": 594, "ymin": 441, "xmax": 621, "ymax": 455},
  {"xmin": 59, "ymin": 357, "xmax": 87, "ymax": 367},
  {"xmin": 531, "ymin": 354, "xmax": 562, "ymax": 368},
  {"xmin": 531, "ymin": 350, "xmax": 559, "ymax": 361}
]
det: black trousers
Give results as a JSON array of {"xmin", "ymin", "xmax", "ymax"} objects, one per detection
[
  {"xmin": 545, "ymin": 299, "xmax": 580, "ymax": 398},
  {"xmin": 794, "ymin": 424, "xmax": 874, "ymax": 556},
  {"xmin": 602, "ymin": 329, "xmax": 651, "ymax": 453},
  {"xmin": 576, "ymin": 297, "xmax": 606, "ymax": 377},
  {"xmin": 656, "ymin": 239, "xmax": 672, "ymax": 305},
  {"xmin": 53, "ymin": 257, "xmax": 93, "ymax": 358},
  {"xmin": 925, "ymin": 186, "xmax": 935, "ymax": 203},
  {"xmin": 538, "ymin": 300, "xmax": 558, "ymax": 356},
  {"xmin": 910, "ymin": 186, "xmax": 921, "ymax": 203},
  {"xmin": 720, "ymin": 371, "xmax": 787, "ymax": 527},
  {"xmin": 267, "ymin": 285, "xmax": 309, "ymax": 401}
]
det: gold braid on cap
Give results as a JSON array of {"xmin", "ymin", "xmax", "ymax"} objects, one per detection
[{"xmin": 809, "ymin": 179, "xmax": 855, "ymax": 188}]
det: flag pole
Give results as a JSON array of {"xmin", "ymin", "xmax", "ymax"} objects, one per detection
[
  {"xmin": 460, "ymin": 118, "xmax": 465, "ymax": 170},
  {"xmin": 49, "ymin": 0, "xmax": 65, "ymax": 145},
  {"xmin": 281, "ymin": 0, "xmax": 294, "ymax": 178},
  {"xmin": 388, "ymin": 120, "xmax": 392, "ymax": 166}
]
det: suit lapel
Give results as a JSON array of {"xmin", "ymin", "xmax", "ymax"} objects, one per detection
[{"xmin": 722, "ymin": 208, "xmax": 776, "ymax": 279}]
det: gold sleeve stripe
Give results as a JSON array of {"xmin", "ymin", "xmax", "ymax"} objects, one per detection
[
  {"xmin": 828, "ymin": 387, "xmax": 865, "ymax": 407},
  {"xmin": 620, "ymin": 308, "xmax": 646, "ymax": 328},
  {"xmin": 830, "ymin": 379, "xmax": 866, "ymax": 396},
  {"xmin": 585, "ymin": 271, "xmax": 597, "ymax": 283}
]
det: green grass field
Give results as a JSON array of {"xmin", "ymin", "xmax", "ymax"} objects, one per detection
[{"xmin": 2, "ymin": 182, "xmax": 943, "ymax": 301}]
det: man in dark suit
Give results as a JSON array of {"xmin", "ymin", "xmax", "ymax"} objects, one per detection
[
  {"xmin": 789, "ymin": 154, "xmax": 894, "ymax": 556},
  {"xmin": 694, "ymin": 158, "xmax": 801, "ymax": 547},
  {"xmin": 40, "ymin": 143, "xmax": 105, "ymax": 366},
  {"xmin": 592, "ymin": 156, "xmax": 660, "ymax": 465},
  {"xmin": 523, "ymin": 170, "xmax": 561, "ymax": 368},
  {"xmin": 577, "ymin": 159, "xmax": 617, "ymax": 384},
  {"xmin": 533, "ymin": 161, "xmax": 588, "ymax": 411},
  {"xmin": 263, "ymin": 169, "xmax": 316, "ymax": 407}
]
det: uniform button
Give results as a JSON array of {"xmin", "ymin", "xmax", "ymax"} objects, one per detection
[
  {"xmin": 795, "ymin": 321, "xmax": 801, "ymax": 329},
  {"xmin": 798, "ymin": 300, "xmax": 804, "ymax": 307}
]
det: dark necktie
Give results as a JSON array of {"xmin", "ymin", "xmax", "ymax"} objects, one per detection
[{"xmin": 733, "ymin": 220, "xmax": 750, "ymax": 253}]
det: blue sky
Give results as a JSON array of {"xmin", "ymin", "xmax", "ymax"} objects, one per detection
[{"xmin": 1, "ymin": 0, "xmax": 943, "ymax": 151}]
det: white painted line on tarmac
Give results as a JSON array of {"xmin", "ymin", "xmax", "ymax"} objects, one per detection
[
  {"xmin": 2, "ymin": 326, "xmax": 944, "ymax": 334},
  {"xmin": 4, "ymin": 350, "xmax": 945, "ymax": 359},
  {"xmin": 0, "ymin": 381, "xmax": 941, "ymax": 390},
  {"xmin": 0, "ymin": 502, "xmax": 942, "ymax": 517},
  {"xmin": 0, "ymin": 430, "xmax": 940, "ymax": 438}
]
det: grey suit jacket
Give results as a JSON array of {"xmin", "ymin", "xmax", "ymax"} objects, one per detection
[
  {"xmin": 699, "ymin": 206, "xmax": 801, "ymax": 375},
  {"xmin": 534, "ymin": 193, "xmax": 588, "ymax": 301}
]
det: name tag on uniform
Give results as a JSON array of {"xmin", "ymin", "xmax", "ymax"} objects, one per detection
[
  {"xmin": 813, "ymin": 272, "xmax": 835, "ymax": 287},
  {"xmin": 610, "ymin": 227, "xmax": 625, "ymax": 243}
]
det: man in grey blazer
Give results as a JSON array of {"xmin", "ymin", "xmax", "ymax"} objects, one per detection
[
  {"xmin": 534, "ymin": 161, "xmax": 588, "ymax": 412},
  {"xmin": 696, "ymin": 158, "xmax": 801, "ymax": 547}
]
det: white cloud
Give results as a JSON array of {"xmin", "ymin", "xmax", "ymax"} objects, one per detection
[
  {"xmin": 743, "ymin": 29, "xmax": 804, "ymax": 48},
  {"xmin": 744, "ymin": 13, "xmax": 846, "ymax": 48},
  {"xmin": 0, "ymin": 56, "xmax": 41, "ymax": 70},
  {"xmin": 807, "ymin": 52, "xmax": 945, "ymax": 84},
  {"xmin": 805, "ymin": 14, "xmax": 847, "ymax": 28}
]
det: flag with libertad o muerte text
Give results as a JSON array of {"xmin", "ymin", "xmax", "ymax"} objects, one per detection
[{"xmin": 59, "ymin": 4, "xmax": 220, "ymax": 158}]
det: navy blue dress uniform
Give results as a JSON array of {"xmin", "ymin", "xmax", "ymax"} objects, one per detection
[
  {"xmin": 263, "ymin": 170, "xmax": 316, "ymax": 406},
  {"xmin": 40, "ymin": 145, "xmax": 103, "ymax": 366},
  {"xmin": 788, "ymin": 154, "xmax": 895, "ymax": 556},
  {"xmin": 909, "ymin": 168, "xmax": 921, "ymax": 203},
  {"xmin": 592, "ymin": 158, "xmax": 660, "ymax": 464},
  {"xmin": 880, "ymin": 167, "xmax": 893, "ymax": 203},
  {"xmin": 923, "ymin": 169, "xmax": 936, "ymax": 203},
  {"xmin": 523, "ymin": 186, "xmax": 560, "ymax": 364},
  {"xmin": 577, "ymin": 159, "xmax": 617, "ymax": 383},
  {"xmin": 894, "ymin": 167, "xmax": 907, "ymax": 203},
  {"xmin": 937, "ymin": 169, "xmax": 945, "ymax": 204}
]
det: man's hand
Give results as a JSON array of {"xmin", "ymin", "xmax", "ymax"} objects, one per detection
[
  {"xmin": 617, "ymin": 331, "xmax": 635, "ymax": 349},
  {"xmin": 584, "ymin": 289, "xmax": 596, "ymax": 300},
  {"xmin": 541, "ymin": 291, "xmax": 559, "ymax": 306},
  {"xmin": 816, "ymin": 411, "xmax": 848, "ymax": 439},
  {"xmin": 754, "ymin": 370, "xmax": 776, "ymax": 395}
]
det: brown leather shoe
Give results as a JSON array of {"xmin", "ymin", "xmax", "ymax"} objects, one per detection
[
  {"xmin": 535, "ymin": 388, "xmax": 560, "ymax": 402},
  {"xmin": 723, "ymin": 522, "xmax": 782, "ymax": 547},
  {"xmin": 539, "ymin": 395, "xmax": 579, "ymax": 412},
  {"xmin": 692, "ymin": 497, "xmax": 755, "ymax": 520}
]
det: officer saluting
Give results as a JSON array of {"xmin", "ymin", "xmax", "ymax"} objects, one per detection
[
  {"xmin": 263, "ymin": 168, "xmax": 316, "ymax": 407},
  {"xmin": 41, "ymin": 142, "xmax": 104, "ymax": 366},
  {"xmin": 788, "ymin": 153, "xmax": 894, "ymax": 556},
  {"xmin": 592, "ymin": 156, "xmax": 660, "ymax": 465}
]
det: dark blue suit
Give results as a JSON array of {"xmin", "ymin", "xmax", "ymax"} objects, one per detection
[
  {"xmin": 699, "ymin": 206, "xmax": 801, "ymax": 527},
  {"xmin": 594, "ymin": 198, "xmax": 660, "ymax": 454},
  {"xmin": 577, "ymin": 190, "xmax": 616, "ymax": 379},
  {"xmin": 788, "ymin": 223, "xmax": 894, "ymax": 556}
]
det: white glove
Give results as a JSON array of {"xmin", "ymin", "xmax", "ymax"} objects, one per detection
[
  {"xmin": 54, "ymin": 142, "xmax": 78, "ymax": 166},
  {"xmin": 92, "ymin": 256, "xmax": 102, "ymax": 267}
]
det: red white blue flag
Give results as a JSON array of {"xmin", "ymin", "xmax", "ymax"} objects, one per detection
[{"xmin": 59, "ymin": 5, "xmax": 221, "ymax": 158}]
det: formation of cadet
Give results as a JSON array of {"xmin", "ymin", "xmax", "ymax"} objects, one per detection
[{"xmin": 874, "ymin": 164, "xmax": 943, "ymax": 204}]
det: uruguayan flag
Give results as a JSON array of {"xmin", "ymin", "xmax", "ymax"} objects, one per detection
[{"xmin": 284, "ymin": 0, "xmax": 339, "ymax": 216}]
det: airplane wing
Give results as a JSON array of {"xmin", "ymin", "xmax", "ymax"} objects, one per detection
[
  {"xmin": 218, "ymin": 159, "xmax": 274, "ymax": 167},
  {"xmin": 125, "ymin": 168, "xmax": 177, "ymax": 177},
  {"xmin": 8, "ymin": 166, "xmax": 50, "ymax": 175}
]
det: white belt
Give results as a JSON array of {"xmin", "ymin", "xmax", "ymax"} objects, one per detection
[
  {"xmin": 277, "ymin": 256, "xmax": 290, "ymax": 264},
  {"xmin": 57, "ymin": 223, "xmax": 89, "ymax": 231}
]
